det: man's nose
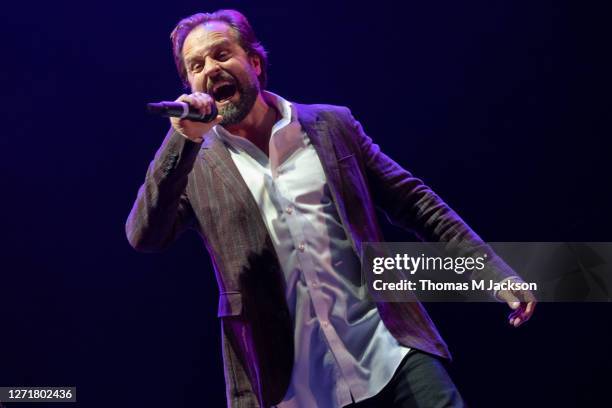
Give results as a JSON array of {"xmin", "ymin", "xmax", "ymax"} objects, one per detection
[{"xmin": 203, "ymin": 57, "xmax": 221, "ymax": 77}]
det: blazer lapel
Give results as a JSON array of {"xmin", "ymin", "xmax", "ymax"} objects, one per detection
[
  {"xmin": 199, "ymin": 132, "xmax": 262, "ymax": 217},
  {"xmin": 296, "ymin": 104, "xmax": 358, "ymax": 256},
  {"xmin": 296, "ymin": 105, "xmax": 343, "ymax": 195}
]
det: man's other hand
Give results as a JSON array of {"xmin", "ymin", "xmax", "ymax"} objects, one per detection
[{"xmin": 496, "ymin": 279, "xmax": 537, "ymax": 328}]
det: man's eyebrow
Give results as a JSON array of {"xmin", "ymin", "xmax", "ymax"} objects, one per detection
[{"xmin": 185, "ymin": 39, "xmax": 232, "ymax": 64}]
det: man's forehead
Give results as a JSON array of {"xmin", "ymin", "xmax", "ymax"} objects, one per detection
[{"xmin": 183, "ymin": 21, "xmax": 237, "ymax": 54}]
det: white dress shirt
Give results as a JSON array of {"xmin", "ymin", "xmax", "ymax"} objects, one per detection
[{"xmin": 214, "ymin": 92, "xmax": 410, "ymax": 408}]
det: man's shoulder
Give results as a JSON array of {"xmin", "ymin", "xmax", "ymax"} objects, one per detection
[{"xmin": 292, "ymin": 101, "xmax": 353, "ymax": 123}]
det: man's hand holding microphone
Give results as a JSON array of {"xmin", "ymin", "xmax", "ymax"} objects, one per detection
[{"xmin": 147, "ymin": 92, "xmax": 223, "ymax": 143}]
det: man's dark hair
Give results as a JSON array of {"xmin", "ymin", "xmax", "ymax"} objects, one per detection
[{"xmin": 170, "ymin": 9, "xmax": 268, "ymax": 89}]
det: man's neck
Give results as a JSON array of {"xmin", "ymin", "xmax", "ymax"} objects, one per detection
[{"xmin": 223, "ymin": 92, "xmax": 279, "ymax": 157}]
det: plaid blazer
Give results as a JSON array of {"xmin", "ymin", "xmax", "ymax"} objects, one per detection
[{"xmin": 126, "ymin": 103, "xmax": 514, "ymax": 407}]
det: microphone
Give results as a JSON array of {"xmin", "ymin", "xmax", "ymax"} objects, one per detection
[{"xmin": 146, "ymin": 101, "xmax": 218, "ymax": 123}]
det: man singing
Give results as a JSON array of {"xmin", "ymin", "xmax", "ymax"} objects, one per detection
[{"xmin": 126, "ymin": 9, "xmax": 535, "ymax": 408}]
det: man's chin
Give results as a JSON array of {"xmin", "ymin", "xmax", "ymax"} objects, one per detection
[
  {"xmin": 218, "ymin": 84, "xmax": 259, "ymax": 126},
  {"xmin": 218, "ymin": 102, "xmax": 245, "ymax": 126}
]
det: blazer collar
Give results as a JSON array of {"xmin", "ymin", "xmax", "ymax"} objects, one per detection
[{"xmin": 198, "ymin": 103, "xmax": 342, "ymax": 209}]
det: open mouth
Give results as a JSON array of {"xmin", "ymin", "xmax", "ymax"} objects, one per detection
[{"xmin": 211, "ymin": 82, "xmax": 237, "ymax": 103}]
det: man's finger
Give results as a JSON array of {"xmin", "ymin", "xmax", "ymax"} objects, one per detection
[
  {"xmin": 525, "ymin": 300, "xmax": 536, "ymax": 316},
  {"xmin": 513, "ymin": 316, "xmax": 522, "ymax": 327},
  {"xmin": 192, "ymin": 92, "xmax": 212, "ymax": 115},
  {"xmin": 510, "ymin": 300, "xmax": 538, "ymax": 327},
  {"xmin": 508, "ymin": 302, "xmax": 526, "ymax": 327}
]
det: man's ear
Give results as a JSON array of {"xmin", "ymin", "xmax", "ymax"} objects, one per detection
[{"xmin": 249, "ymin": 54, "xmax": 262, "ymax": 77}]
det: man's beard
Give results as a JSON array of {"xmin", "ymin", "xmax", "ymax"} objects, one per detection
[{"xmin": 217, "ymin": 75, "xmax": 259, "ymax": 126}]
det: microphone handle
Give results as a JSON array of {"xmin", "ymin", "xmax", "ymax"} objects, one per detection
[{"xmin": 147, "ymin": 101, "xmax": 218, "ymax": 123}]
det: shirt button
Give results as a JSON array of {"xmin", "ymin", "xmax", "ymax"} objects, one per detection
[
  {"xmin": 321, "ymin": 321, "xmax": 329, "ymax": 328},
  {"xmin": 298, "ymin": 242, "xmax": 305, "ymax": 252},
  {"xmin": 312, "ymin": 280, "xmax": 319, "ymax": 287},
  {"xmin": 286, "ymin": 206, "xmax": 293, "ymax": 214}
]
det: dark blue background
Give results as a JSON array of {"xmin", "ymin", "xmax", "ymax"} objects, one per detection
[{"xmin": 1, "ymin": 0, "xmax": 610, "ymax": 406}]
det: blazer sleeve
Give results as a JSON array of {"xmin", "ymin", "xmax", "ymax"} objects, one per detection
[
  {"xmin": 125, "ymin": 128, "xmax": 201, "ymax": 252},
  {"xmin": 338, "ymin": 107, "xmax": 519, "ymax": 291}
]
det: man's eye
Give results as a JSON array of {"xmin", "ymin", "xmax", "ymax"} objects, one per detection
[
  {"xmin": 190, "ymin": 63, "xmax": 203, "ymax": 73},
  {"xmin": 216, "ymin": 51, "xmax": 230, "ymax": 61}
]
